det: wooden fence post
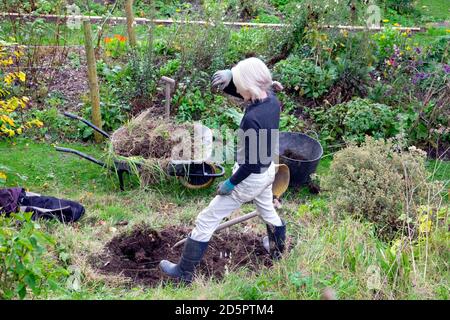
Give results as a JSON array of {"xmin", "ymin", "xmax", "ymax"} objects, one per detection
[
  {"xmin": 83, "ymin": 20, "xmax": 103, "ymax": 143},
  {"xmin": 124, "ymin": 0, "xmax": 137, "ymax": 47}
]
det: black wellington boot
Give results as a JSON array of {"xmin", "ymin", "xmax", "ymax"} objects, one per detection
[
  {"xmin": 263, "ymin": 220, "xmax": 286, "ymax": 260},
  {"xmin": 159, "ymin": 237, "xmax": 208, "ymax": 283}
]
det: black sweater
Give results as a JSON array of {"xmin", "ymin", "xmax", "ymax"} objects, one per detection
[{"xmin": 224, "ymin": 80, "xmax": 281, "ymax": 186}]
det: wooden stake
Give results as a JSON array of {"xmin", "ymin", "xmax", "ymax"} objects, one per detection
[
  {"xmin": 124, "ymin": 0, "xmax": 137, "ymax": 47},
  {"xmin": 83, "ymin": 20, "xmax": 103, "ymax": 143},
  {"xmin": 161, "ymin": 76, "xmax": 175, "ymax": 118}
]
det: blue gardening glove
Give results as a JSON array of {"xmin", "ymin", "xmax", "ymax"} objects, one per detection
[
  {"xmin": 211, "ymin": 69, "xmax": 232, "ymax": 91},
  {"xmin": 217, "ymin": 179, "xmax": 235, "ymax": 196}
]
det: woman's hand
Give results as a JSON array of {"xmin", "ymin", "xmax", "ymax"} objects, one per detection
[
  {"xmin": 217, "ymin": 179, "xmax": 235, "ymax": 196},
  {"xmin": 211, "ymin": 70, "xmax": 232, "ymax": 91}
]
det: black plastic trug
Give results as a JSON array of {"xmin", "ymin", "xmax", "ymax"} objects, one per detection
[{"xmin": 278, "ymin": 132, "xmax": 323, "ymax": 187}]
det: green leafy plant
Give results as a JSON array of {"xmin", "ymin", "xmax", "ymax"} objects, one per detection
[
  {"xmin": 103, "ymin": 34, "xmax": 128, "ymax": 59},
  {"xmin": 312, "ymin": 98, "xmax": 400, "ymax": 147},
  {"xmin": 278, "ymin": 92, "xmax": 304, "ymax": 131},
  {"xmin": 0, "ymin": 211, "xmax": 68, "ymax": 299},
  {"xmin": 174, "ymin": 87, "xmax": 242, "ymax": 130},
  {"xmin": 274, "ymin": 56, "xmax": 336, "ymax": 99},
  {"xmin": 158, "ymin": 58, "xmax": 181, "ymax": 77}
]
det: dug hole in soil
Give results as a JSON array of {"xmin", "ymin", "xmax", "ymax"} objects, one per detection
[{"xmin": 94, "ymin": 225, "xmax": 272, "ymax": 286}]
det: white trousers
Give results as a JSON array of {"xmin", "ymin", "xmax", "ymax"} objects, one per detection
[{"xmin": 190, "ymin": 162, "xmax": 283, "ymax": 242}]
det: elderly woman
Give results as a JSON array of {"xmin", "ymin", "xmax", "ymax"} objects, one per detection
[{"xmin": 159, "ymin": 57, "xmax": 286, "ymax": 283}]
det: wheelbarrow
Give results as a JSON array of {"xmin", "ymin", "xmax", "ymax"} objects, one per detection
[{"xmin": 55, "ymin": 112, "xmax": 225, "ymax": 190}]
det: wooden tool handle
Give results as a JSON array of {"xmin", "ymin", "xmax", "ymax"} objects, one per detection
[{"xmin": 172, "ymin": 210, "xmax": 258, "ymax": 249}]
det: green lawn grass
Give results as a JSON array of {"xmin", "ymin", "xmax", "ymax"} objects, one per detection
[
  {"xmin": 1, "ymin": 140, "xmax": 448, "ymax": 300},
  {"xmin": 416, "ymin": 0, "xmax": 450, "ymax": 21}
]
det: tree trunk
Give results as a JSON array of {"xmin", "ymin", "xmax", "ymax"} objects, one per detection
[
  {"xmin": 83, "ymin": 20, "xmax": 103, "ymax": 143},
  {"xmin": 124, "ymin": 0, "xmax": 137, "ymax": 47}
]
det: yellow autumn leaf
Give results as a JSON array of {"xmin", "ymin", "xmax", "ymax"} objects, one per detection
[
  {"xmin": 4, "ymin": 73, "xmax": 15, "ymax": 85},
  {"xmin": 1, "ymin": 114, "xmax": 15, "ymax": 127},
  {"xmin": 418, "ymin": 212, "xmax": 433, "ymax": 233},
  {"xmin": 419, "ymin": 219, "xmax": 432, "ymax": 233},
  {"xmin": 4, "ymin": 128, "xmax": 15, "ymax": 136},
  {"xmin": 16, "ymin": 71, "xmax": 26, "ymax": 82},
  {"xmin": 1, "ymin": 57, "xmax": 13, "ymax": 66}
]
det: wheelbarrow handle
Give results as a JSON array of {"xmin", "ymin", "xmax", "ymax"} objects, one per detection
[
  {"xmin": 167, "ymin": 163, "xmax": 226, "ymax": 177},
  {"xmin": 63, "ymin": 112, "xmax": 110, "ymax": 139},
  {"xmin": 203, "ymin": 163, "xmax": 225, "ymax": 177},
  {"xmin": 55, "ymin": 147, "xmax": 107, "ymax": 168}
]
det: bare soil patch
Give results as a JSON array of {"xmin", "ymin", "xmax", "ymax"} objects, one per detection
[{"xmin": 95, "ymin": 225, "xmax": 272, "ymax": 286}]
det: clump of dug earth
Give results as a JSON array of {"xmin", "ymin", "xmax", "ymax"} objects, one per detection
[{"xmin": 94, "ymin": 225, "xmax": 272, "ymax": 286}]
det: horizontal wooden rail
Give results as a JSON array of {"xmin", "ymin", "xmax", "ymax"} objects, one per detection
[{"xmin": 0, "ymin": 12, "xmax": 424, "ymax": 32}]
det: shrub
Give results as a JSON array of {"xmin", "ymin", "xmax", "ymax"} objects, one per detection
[
  {"xmin": 322, "ymin": 137, "xmax": 441, "ymax": 240},
  {"xmin": 172, "ymin": 12, "xmax": 230, "ymax": 77},
  {"xmin": 274, "ymin": 56, "xmax": 336, "ymax": 99},
  {"xmin": 427, "ymin": 35, "xmax": 450, "ymax": 62},
  {"xmin": 225, "ymin": 27, "xmax": 274, "ymax": 65},
  {"xmin": 0, "ymin": 44, "xmax": 42, "ymax": 138},
  {"xmin": 382, "ymin": 0, "xmax": 415, "ymax": 14},
  {"xmin": 326, "ymin": 31, "xmax": 375, "ymax": 104},
  {"xmin": 312, "ymin": 98, "xmax": 400, "ymax": 147},
  {"xmin": 0, "ymin": 211, "xmax": 68, "ymax": 299}
]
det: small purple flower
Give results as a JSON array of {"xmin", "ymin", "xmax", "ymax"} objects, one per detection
[
  {"xmin": 443, "ymin": 64, "xmax": 450, "ymax": 74},
  {"xmin": 414, "ymin": 47, "xmax": 422, "ymax": 55},
  {"xmin": 412, "ymin": 72, "xmax": 430, "ymax": 85}
]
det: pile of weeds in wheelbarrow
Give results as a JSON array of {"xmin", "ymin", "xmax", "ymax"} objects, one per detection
[
  {"xmin": 108, "ymin": 109, "xmax": 196, "ymax": 185},
  {"xmin": 111, "ymin": 109, "xmax": 193, "ymax": 160},
  {"xmin": 93, "ymin": 224, "xmax": 272, "ymax": 287}
]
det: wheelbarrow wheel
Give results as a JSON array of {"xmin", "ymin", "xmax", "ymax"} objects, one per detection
[{"xmin": 178, "ymin": 163, "xmax": 217, "ymax": 189}]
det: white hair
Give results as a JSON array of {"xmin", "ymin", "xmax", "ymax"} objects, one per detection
[{"xmin": 231, "ymin": 57, "xmax": 273, "ymax": 102}]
